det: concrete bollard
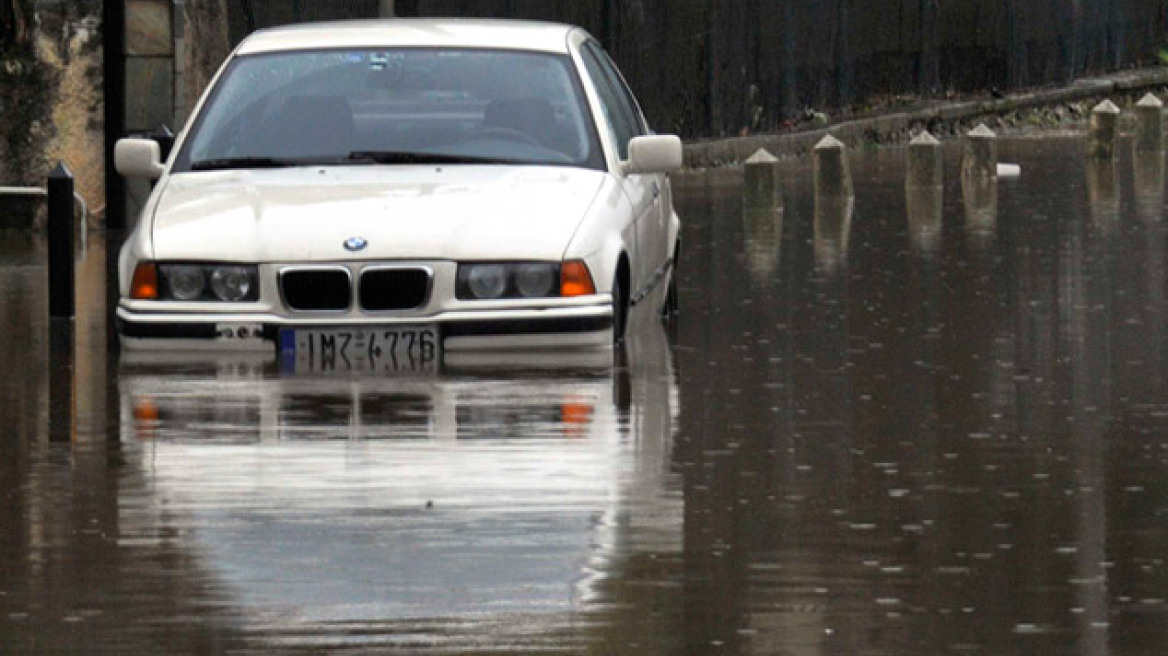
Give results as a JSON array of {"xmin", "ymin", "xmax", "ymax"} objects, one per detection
[
  {"xmin": 906, "ymin": 131, "xmax": 943, "ymax": 189},
  {"xmin": 962, "ymin": 124, "xmax": 997, "ymax": 181},
  {"xmin": 1087, "ymin": 99, "xmax": 1121, "ymax": 160},
  {"xmin": 907, "ymin": 185, "xmax": 943, "ymax": 255},
  {"xmin": 961, "ymin": 124, "xmax": 997, "ymax": 248},
  {"xmin": 1135, "ymin": 93, "xmax": 1164, "ymax": 153},
  {"xmin": 813, "ymin": 135, "xmax": 853, "ymax": 273},
  {"xmin": 48, "ymin": 163, "xmax": 76, "ymax": 320},
  {"xmin": 813, "ymin": 135, "xmax": 853, "ymax": 199},
  {"xmin": 744, "ymin": 148, "xmax": 782, "ymax": 208}
]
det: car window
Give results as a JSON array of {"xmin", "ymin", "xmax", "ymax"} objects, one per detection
[
  {"xmin": 586, "ymin": 42, "xmax": 648, "ymax": 135},
  {"xmin": 579, "ymin": 43, "xmax": 643, "ymax": 161},
  {"xmin": 174, "ymin": 49, "xmax": 606, "ymax": 171}
]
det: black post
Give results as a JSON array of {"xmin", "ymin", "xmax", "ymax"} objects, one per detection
[
  {"xmin": 103, "ymin": 0, "xmax": 125, "ymax": 229},
  {"xmin": 48, "ymin": 163, "xmax": 75, "ymax": 319},
  {"xmin": 47, "ymin": 162, "xmax": 76, "ymax": 442}
]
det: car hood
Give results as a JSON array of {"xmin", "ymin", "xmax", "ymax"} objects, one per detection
[{"xmin": 149, "ymin": 166, "xmax": 607, "ymax": 262}]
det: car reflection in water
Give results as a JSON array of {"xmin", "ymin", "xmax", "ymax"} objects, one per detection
[{"xmin": 116, "ymin": 313, "xmax": 680, "ymax": 644}]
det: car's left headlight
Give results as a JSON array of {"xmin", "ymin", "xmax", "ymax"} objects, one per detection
[
  {"xmin": 456, "ymin": 261, "xmax": 595, "ymax": 300},
  {"xmin": 131, "ymin": 261, "xmax": 259, "ymax": 302}
]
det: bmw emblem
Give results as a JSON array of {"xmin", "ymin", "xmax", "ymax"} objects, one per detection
[{"xmin": 344, "ymin": 236, "xmax": 368, "ymax": 252}]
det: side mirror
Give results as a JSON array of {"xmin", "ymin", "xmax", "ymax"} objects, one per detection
[
  {"xmin": 115, "ymin": 138, "xmax": 166, "ymax": 180},
  {"xmin": 626, "ymin": 135, "xmax": 683, "ymax": 175}
]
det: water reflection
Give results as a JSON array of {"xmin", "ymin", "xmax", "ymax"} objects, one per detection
[
  {"xmin": 8, "ymin": 137, "xmax": 1168, "ymax": 653},
  {"xmin": 1133, "ymin": 150, "xmax": 1165, "ymax": 223},
  {"xmin": 1085, "ymin": 158, "xmax": 1120, "ymax": 231},
  {"xmin": 666, "ymin": 138, "xmax": 1168, "ymax": 654},
  {"xmin": 906, "ymin": 185, "xmax": 944, "ymax": 255},
  {"xmin": 962, "ymin": 172, "xmax": 998, "ymax": 247},
  {"xmin": 113, "ymin": 317, "xmax": 680, "ymax": 646},
  {"xmin": 814, "ymin": 193, "xmax": 853, "ymax": 273},
  {"xmin": 743, "ymin": 194, "xmax": 784, "ymax": 282}
]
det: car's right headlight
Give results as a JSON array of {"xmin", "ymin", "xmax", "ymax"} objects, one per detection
[{"xmin": 130, "ymin": 262, "xmax": 259, "ymax": 302}]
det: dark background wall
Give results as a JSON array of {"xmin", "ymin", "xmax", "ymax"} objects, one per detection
[
  {"xmin": 225, "ymin": 0, "xmax": 1168, "ymax": 139},
  {"xmin": 1, "ymin": 0, "xmax": 103, "ymax": 226}
]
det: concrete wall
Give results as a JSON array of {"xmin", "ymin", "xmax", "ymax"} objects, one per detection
[
  {"xmin": 0, "ymin": 0, "xmax": 103, "ymax": 227},
  {"xmin": 180, "ymin": 1, "xmax": 1168, "ymax": 140},
  {"xmin": 413, "ymin": 0, "xmax": 1168, "ymax": 139}
]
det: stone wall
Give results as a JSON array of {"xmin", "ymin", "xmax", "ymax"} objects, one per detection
[
  {"xmin": 0, "ymin": 0, "xmax": 103, "ymax": 227},
  {"xmin": 180, "ymin": 0, "xmax": 230, "ymax": 123}
]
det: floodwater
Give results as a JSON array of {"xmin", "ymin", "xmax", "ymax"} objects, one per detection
[{"xmin": 3, "ymin": 136, "xmax": 1168, "ymax": 654}]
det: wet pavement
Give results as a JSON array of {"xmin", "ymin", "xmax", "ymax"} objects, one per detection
[{"xmin": 3, "ymin": 136, "xmax": 1168, "ymax": 654}]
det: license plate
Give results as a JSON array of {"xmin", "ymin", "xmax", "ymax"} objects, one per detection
[{"xmin": 279, "ymin": 326, "xmax": 440, "ymax": 374}]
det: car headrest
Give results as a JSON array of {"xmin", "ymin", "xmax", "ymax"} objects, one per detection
[
  {"xmin": 267, "ymin": 95, "xmax": 354, "ymax": 158},
  {"xmin": 483, "ymin": 98, "xmax": 559, "ymax": 146}
]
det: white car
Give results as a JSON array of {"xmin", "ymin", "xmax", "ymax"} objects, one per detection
[{"xmin": 114, "ymin": 19, "xmax": 682, "ymax": 368}]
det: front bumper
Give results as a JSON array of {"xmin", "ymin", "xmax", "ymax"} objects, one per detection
[{"xmin": 116, "ymin": 304, "xmax": 615, "ymax": 352}]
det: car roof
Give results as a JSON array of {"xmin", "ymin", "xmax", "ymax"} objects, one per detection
[{"xmin": 235, "ymin": 19, "xmax": 582, "ymax": 56}]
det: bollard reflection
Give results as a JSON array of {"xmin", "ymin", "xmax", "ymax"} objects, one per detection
[
  {"xmin": 1133, "ymin": 150, "xmax": 1165, "ymax": 223},
  {"xmin": 742, "ymin": 167, "xmax": 784, "ymax": 282},
  {"xmin": 907, "ymin": 184, "xmax": 944, "ymax": 255},
  {"xmin": 814, "ymin": 193, "xmax": 853, "ymax": 273},
  {"xmin": 1086, "ymin": 158, "xmax": 1120, "ymax": 231},
  {"xmin": 962, "ymin": 171, "xmax": 998, "ymax": 247},
  {"xmin": 743, "ymin": 203, "xmax": 783, "ymax": 282}
]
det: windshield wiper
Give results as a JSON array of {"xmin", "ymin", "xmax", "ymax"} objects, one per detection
[
  {"xmin": 349, "ymin": 151, "xmax": 524, "ymax": 166},
  {"xmin": 190, "ymin": 156, "xmax": 306, "ymax": 171}
]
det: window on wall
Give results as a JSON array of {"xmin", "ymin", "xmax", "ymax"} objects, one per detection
[{"xmin": 580, "ymin": 41, "xmax": 645, "ymax": 161}]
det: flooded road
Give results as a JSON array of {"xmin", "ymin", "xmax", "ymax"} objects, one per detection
[{"xmin": 4, "ymin": 136, "xmax": 1168, "ymax": 654}]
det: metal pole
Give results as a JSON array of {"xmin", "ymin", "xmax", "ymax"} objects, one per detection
[
  {"xmin": 47, "ymin": 162, "xmax": 76, "ymax": 442},
  {"xmin": 103, "ymin": 0, "xmax": 126, "ymax": 229},
  {"xmin": 48, "ymin": 163, "xmax": 75, "ymax": 320},
  {"xmin": 379, "ymin": 0, "xmax": 395, "ymax": 17}
]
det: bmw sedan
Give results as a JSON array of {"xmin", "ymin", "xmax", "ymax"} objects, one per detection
[{"xmin": 114, "ymin": 19, "xmax": 682, "ymax": 370}]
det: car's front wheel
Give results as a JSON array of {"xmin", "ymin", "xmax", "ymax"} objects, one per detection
[
  {"xmin": 662, "ymin": 240, "xmax": 680, "ymax": 321},
  {"xmin": 662, "ymin": 270, "xmax": 678, "ymax": 320},
  {"xmin": 612, "ymin": 271, "xmax": 629, "ymax": 347}
]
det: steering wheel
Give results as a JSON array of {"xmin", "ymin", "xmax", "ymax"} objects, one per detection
[{"xmin": 475, "ymin": 127, "xmax": 541, "ymax": 147}]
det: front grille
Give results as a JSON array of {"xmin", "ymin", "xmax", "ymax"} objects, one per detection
[
  {"xmin": 360, "ymin": 268, "xmax": 431, "ymax": 311},
  {"xmin": 281, "ymin": 269, "xmax": 351, "ymax": 311}
]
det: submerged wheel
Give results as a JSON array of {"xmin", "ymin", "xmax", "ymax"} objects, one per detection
[
  {"xmin": 662, "ymin": 241, "xmax": 680, "ymax": 320},
  {"xmin": 612, "ymin": 274, "xmax": 629, "ymax": 347},
  {"xmin": 661, "ymin": 271, "xmax": 678, "ymax": 320}
]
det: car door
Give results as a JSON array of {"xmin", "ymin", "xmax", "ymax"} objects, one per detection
[{"xmin": 579, "ymin": 42, "xmax": 659, "ymax": 298}]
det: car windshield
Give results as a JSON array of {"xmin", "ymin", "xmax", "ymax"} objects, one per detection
[{"xmin": 174, "ymin": 48, "xmax": 605, "ymax": 172}]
